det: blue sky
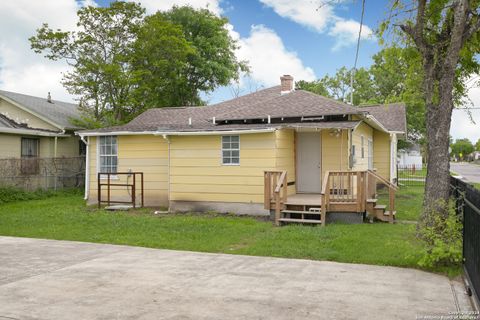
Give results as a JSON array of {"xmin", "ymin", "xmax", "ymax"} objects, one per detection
[{"xmin": 0, "ymin": 0, "xmax": 479, "ymax": 142}]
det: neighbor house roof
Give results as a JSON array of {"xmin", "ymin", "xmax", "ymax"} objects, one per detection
[
  {"xmin": 77, "ymin": 86, "xmax": 406, "ymax": 136},
  {"xmin": 0, "ymin": 90, "xmax": 80, "ymax": 130},
  {"xmin": 358, "ymin": 103, "xmax": 407, "ymax": 133}
]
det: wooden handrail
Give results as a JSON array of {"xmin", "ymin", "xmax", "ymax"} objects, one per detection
[
  {"xmin": 274, "ymin": 171, "xmax": 287, "ymax": 193},
  {"xmin": 321, "ymin": 171, "xmax": 330, "ymax": 195},
  {"xmin": 367, "ymin": 169, "xmax": 398, "ymax": 191},
  {"xmin": 264, "ymin": 170, "xmax": 288, "ymax": 226}
]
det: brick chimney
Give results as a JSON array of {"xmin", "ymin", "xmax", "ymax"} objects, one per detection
[{"xmin": 280, "ymin": 75, "xmax": 294, "ymax": 94}]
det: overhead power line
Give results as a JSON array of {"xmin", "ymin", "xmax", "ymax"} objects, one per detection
[{"xmin": 350, "ymin": 0, "xmax": 366, "ymax": 105}]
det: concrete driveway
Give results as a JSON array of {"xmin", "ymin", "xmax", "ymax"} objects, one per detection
[
  {"xmin": 0, "ymin": 236, "xmax": 474, "ymax": 319},
  {"xmin": 451, "ymin": 162, "xmax": 480, "ymax": 183}
]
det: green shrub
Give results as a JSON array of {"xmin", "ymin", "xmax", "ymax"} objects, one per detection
[
  {"xmin": 0, "ymin": 187, "xmax": 82, "ymax": 204},
  {"xmin": 418, "ymin": 203, "xmax": 462, "ymax": 268}
]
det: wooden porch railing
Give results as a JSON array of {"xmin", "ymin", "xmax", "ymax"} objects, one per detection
[
  {"xmin": 321, "ymin": 171, "xmax": 367, "ymax": 216},
  {"xmin": 366, "ymin": 169, "xmax": 398, "ymax": 223},
  {"xmin": 264, "ymin": 170, "xmax": 287, "ymax": 226}
]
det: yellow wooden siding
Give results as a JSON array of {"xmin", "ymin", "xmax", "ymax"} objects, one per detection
[
  {"xmin": 352, "ymin": 122, "xmax": 373, "ymax": 171},
  {"xmin": 274, "ymin": 129, "xmax": 296, "ymax": 195},
  {"xmin": 373, "ymin": 131, "xmax": 391, "ymax": 180},
  {"xmin": 0, "ymin": 99, "xmax": 58, "ymax": 131},
  {"xmin": 169, "ymin": 132, "xmax": 276, "ymax": 203},
  {"xmin": 321, "ymin": 129, "xmax": 349, "ymax": 178},
  {"xmin": 0, "ymin": 135, "xmax": 21, "ymax": 158},
  {"xmin": 88, "ymin": 135, "xmax": 169, "ymax": 206}
]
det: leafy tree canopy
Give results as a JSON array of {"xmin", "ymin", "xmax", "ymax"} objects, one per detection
[
  {"xmin": 29, "ymin": 1, "xmax": 247, "ymax": 127},
  {"xmin": 297, "ymin": 46, "xmax": 425, "ymax": 146},
  {"xmin": 451, "ymin": 138, "xmax": 475, "ymax": 159}
]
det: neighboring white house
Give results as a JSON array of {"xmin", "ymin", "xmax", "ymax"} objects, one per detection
[{"xmin": 398, "ymin": 144, "xmax": 423, "ymax": 169}]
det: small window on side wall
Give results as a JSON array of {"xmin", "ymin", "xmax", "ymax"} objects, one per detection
[
  {"xmin": 21, "ymin": 138, "xmax": 39, "ymax": 174},
  {"xmin": 222, "ymin": 135, "xmax": 240, "ymax": 165},
  {"xmin": 99, "ymin": 136, "xmax": 118, "ymax": 173}
]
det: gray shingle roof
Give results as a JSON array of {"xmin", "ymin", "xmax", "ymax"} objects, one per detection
[
  {"xmin": 358, "ymin": 103, "xmax": 406, "ymax": 133},
  {"xmin": 0, "ymin": 90, "xmax": 80, "ymax": 130},
  {"xmin": 78, "ymin": 87, "xmax": 405, "ymax": 135},
  {"xmin": 215, "ymin": 90, "xmax": 359, "ymax": 121}
]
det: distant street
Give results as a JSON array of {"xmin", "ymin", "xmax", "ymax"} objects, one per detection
[{"xmin": 450, "ymin": 162, "xmax": 480, "ymax": 183}]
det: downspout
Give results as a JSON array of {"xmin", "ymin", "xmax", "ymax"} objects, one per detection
[
  {"xmin": 80, "ymin": 135, "xmax": 89, "ymax": 200},
  {"xmin": 162, "ymin": 134, "xmax": 171, "ymax": 212}
]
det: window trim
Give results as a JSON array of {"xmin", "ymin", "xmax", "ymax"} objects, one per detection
[
  {"xmin": 97, "ymin": 135, "xmax": 118, "ymax": 179},
  {"xmin": 20, "ymin": 137, "xmax": 40, "ymax": 175},
  {"xmin": 221, "ymin": 135, "xmax": 240, "ymax": 166}
]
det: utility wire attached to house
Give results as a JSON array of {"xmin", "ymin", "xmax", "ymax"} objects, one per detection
[{"xmin": 350, "ymin": 0, "xmax": 366, "ymax": 105}]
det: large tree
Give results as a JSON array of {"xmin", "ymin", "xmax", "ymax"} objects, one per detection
[
  {"xmin": 30, "ymin": 1, "xmax": 145, "ymax": 125},
  {"xmin": 392, "ymin": 0, "xmax": 480, "ymax": 217},
  {"xmin": 159, "ymin": 6, "xmax": 248, "ymax": 106},
  {"xmin": 30, "ymin": 2, "xmax": 247, "ymax": 126}
]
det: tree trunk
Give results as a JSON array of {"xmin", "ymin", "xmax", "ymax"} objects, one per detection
[{"xmin": 423, "ymin": 100, "xmax": 453, "ymax": 219}]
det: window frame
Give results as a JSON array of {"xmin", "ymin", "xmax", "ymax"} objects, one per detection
[
  {"xmin": 221, "ymin": 135, "xmax": 240, "ymax": 166},
  {"xmin": 97, "ymin": 135, "xmax": 118, "ymax": 178},
  {"xmin": 20, "ymin": 137, "xmax": 40, "ymax": 175}
]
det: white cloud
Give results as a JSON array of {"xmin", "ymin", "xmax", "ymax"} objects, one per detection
[
  {"xmin": 0, "ymin": 0, "xmax": 87, "ymax": 102},
  {"xmin": 259, "ymin": 0, "xmax": 333, "ymax": 32},
  {"xmin": 235, "ymin": 25, "xmax": 316, "ymax": 87},
  {"xmin": 138, "ymin": 0, "xmax": 222, "ymax": 15},
  {"xmin": 329, "ymin": 19, "xmax": 373, "ymax": 51},
  {"xmin": 259, "ymin": 0, "xmax": 374, "ymax": 50}
]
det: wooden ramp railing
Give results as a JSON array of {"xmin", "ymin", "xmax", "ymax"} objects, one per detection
[
  {"xmin": 264, "ymin": 170, "xmax": 287, "ymax": 226},
  {"xmin": 366, "ymin": 169, "xmax": 398, "ymax": 223}
]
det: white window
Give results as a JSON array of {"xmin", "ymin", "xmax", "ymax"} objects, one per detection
[
  {"xmin": 222, "ymin": 135, "xmax": 240, "ymax": 165},
  {"xmin": 99, "ymin": 136, "xmax": 118, "ymax": 173}
]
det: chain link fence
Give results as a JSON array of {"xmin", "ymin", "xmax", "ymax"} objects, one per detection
[{"xmin": 0, "ymin": 157, "xmax": 85, "ymax": 191}]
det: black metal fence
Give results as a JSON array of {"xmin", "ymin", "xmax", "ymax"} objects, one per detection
[
  {"xmin": 450, "ymin": 176, "xmax": 480, "ymax": 305},
  {"xmin": 398, "ymin": 164, "xmax": 426, "ymax": 187},
  {"xmin": 0, "ymin": 157, "xmax": 85, "ymax": 191}
]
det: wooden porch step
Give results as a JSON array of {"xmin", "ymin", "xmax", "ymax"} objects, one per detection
[
  {"xmin": 383, "ymin": 211, "xmax": 396, "ymax": 216},
  {"xmin": 281, "ymin": 210, "xmax": 322, "ymax": 215},
  {"xmin": 367, "ymin": 198, "xmax": 378, "ymax": 203},
  {"xmin": 279, "ymin": 218, "xmax": 322, "ymax": 224},
  {"xmin": 374, "ymin": 205, "xmax": 387, "ymax": 210}
]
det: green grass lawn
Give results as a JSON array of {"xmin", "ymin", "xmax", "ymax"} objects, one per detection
[
  {"xmin": 398, "ymin": 167, "xmax": 427, "ymax": 178},
  {"xmin": 378, "ymin": 186, "xmax": 424, "ymax": 221},
  {"xmin": 0, "ymin": 188, "xmax": 458, "ymax": 276}
]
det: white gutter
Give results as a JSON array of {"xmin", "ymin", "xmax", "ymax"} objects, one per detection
[
  {"xmin": 77, "ymin": 131, "xmax": 156, "ymax": 137},
  {"xmin": 364, "ymin": 114, "xmax": 390, "ymax": 133},
  {"xmin": 80, "ymin": 135, "xmax": 89, "ymax": 200},
  {"xmin": 0, "ymin": 127, "xmax": 69, "ymax": 137},
  {"xmin": 154, "ymin": 128, "xmax": 277, "ymax": 136}
]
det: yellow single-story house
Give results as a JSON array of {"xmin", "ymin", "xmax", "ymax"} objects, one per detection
[
  {"xmin": 0, "ymin": 90, "xmax": 83, "ymax": 159},
  {"xmin": 78, "ymin": 75, "xmax": 406, "ymax": 224}
]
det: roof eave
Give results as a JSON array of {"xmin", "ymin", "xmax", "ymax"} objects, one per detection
[{"xmin": 0, "ymin": 93, "xmax": 66, "ymax": 131}]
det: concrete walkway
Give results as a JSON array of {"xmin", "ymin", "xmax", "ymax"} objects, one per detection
[
  {"xmin": 451, "ymin": 162, "xmax": 480, "ymax": 183},
  {"xmin": 0, "ymin": 236, "xmax": 474, "ymax": 319}
]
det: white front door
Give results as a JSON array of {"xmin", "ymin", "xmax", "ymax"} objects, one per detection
[{"xmin": 296, "ymin": 132, "xmax": 322, "ymax": 193}]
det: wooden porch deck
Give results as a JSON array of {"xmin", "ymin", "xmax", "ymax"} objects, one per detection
[
  {"xmin": 264, "ymin": 170, "xmax": 398, "ymax": 226},
  {"xmin": 286, "ymin": 193, "xmax": 322, "ymax": 206}
]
